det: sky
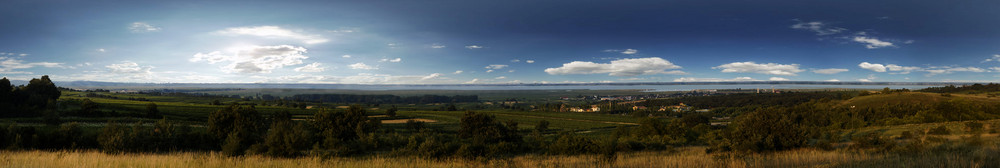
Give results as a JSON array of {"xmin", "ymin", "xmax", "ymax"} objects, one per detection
[{"xmin": 3, "ymin": 0, "xmax": 1000, "ymax": 84}]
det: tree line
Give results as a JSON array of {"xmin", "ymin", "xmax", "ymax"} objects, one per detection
[{"xmin": 289, "ymin": 94, "xmax": 478, "ymax": 104}]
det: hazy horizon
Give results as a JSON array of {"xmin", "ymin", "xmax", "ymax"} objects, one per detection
[{"xmin": 3, "ymin": 1, "xmax": 1000, "ymax": 84}]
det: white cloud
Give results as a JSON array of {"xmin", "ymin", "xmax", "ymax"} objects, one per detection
[
  {"xmin": 129, "ymin": 22, "xmax": 161, "ymax": 33},
  {"xmin": 464, "ymin": 78, "xmax": 480, "ymax": 84},
  {"xmin": 421, "ymin": 73, "xmax": 443, "ymax": 80},
  {"xmin": 525, "ymin": 60, "xmax": 535, "ymax": 63},
  {"xmin": 853, "ymin": 36, "xmax": 895, "ymax": 49},
  {"xmin": 465, "ymin": 45, "xmax": 484, "ymax": 49},
  {"xmin": 190, "ymin": 45, "xmax": 309, "ymax": 73},
  {"xmin": 430, "ymin": 44, "xmax": 446, "ymax": 49},
  {"xmin": 342, "ymin": 55, "xmax": 352, "ymax": 58},
  {"xmin": 812, "ymin": 68, "xmax": 849, "ymax": 74},
  {"xmin": 885, "ymin": 64, "xmax": 921, "ymax": 74},
  {"xmin": 217, "ymin": 26, "xmax": 328, "ymax": 44},
  {"xmin": 485, "ymin": 64, "xmax": 509, "ymax": 69},
  {"xmin": 858, "ymin": 74, "xmax": 877, "ymax": 82},
  {"xmin": 379, "ymin": 58, "xmax": 402, "ymax": 63},
  {"xmin": 826, "ymin": 79, "xmax": 840, "ymax": 82},
  {"xmin": 790, "ymin": 20, "xmax": 846, "ymax": 35},
  {"xmin": 673, "ymin": 77, "xmax": 756, "ymax": 82},
  {"xmin": 545, "ymin": 57, "xmax": 685, "ymax": 76},
  {"xmin": 769, "ymin": 77, "xmax": 790, "ymax": 81},
  {"xmin": 0, "ymin": 57, "xmax": 64, "ymax": 74},
  {"xmin": 511, "ymin": 59, "xmax": 520, "ymax": 63},
  {"xmin": 858, "ymin": 79, "xmax": 872, "ymax": 82},
  {"xmin": 495, "ymin": 76, "xmax": 506, "ymax": 79},
  {"xmin": 507, "ymin": 70, "xmax": 515, "ymax": 73},
  {"xmin": 453, "ymin": 70, "xmax": 463, "ymax": 74},
  {"xmin": 18, "ymin": 54, "xmax": 26, "ymax": 57},
  {"xmin": 924, "ymin": 66, "xmax": 987, "ymax": 76},
  {"xmin": 96, "ymin": 48, "xmax": 106, "ymax": 52},
  {"xmin": 858, "ymin": 62, "xmax": 887, "ymax": 72},
  {"xmin": 712, "ymin": 62, "xmax": 803, "ymax": 76},
  {"xmin": 983, "ymin": 54, "xmax": 1000, "ymax": 63},
  {"xmin": 105, "ymin": 61, "xmax": 152, "ymax": 74},
  {"xmin": 621, "ymin": 49, "xmax": 638, "ymax": 55},
  {"xmin": 294, "ymin": 62, "xmax": 325, "ymax": 72},
  {"xmin": 349, "ymin": 63, "xmax": 377, "ymax": 70},
  {"xmin": 486, "ymin": 69, "xmax": 494, "ymax": 73}
]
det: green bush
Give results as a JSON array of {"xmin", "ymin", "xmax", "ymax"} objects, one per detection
[{"xmin": 929, "ymin": 125, "xmax": 950, "ymax": 135}]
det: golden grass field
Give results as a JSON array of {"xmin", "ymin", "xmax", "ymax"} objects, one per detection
[{"xmin": 3, "ymin": 142, "xmax": 997, "ymax": 168}]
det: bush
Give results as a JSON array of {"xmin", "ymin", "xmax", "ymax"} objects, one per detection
[
  {"xmin": 208, "ymin": 104, "xmax": 266, "ymax": 156},
  {"xmin": 929, "ymin": 125, "xmax": 950, "ymax": 135},
  {"xmin": 262, "ymin": 111, "xmax": 311, "ymax": 157},
  {"xmin": 723, "ymin": 107, "xmax": 808, "ymax": 153},
  {"xmin": 548, "ymin": 132, "xmax": 595, "ymax": 155},
  {"xmin": 406, "ymin": 119, "xmax": 425, "ymax": 131},
  {"xmin": 849, "ymin": 132, "xmax": 894, "ymax": 152},
  {"xmin": 98, "ymin": 122, "xmax": 129, "ymax": 153},
  {"xmin": 965, "ymin": 122, "xmax": 984, "ymax": 134}
]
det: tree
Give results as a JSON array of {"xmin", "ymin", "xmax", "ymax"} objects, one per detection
[
  {"xmin": 536, "ymin": 120, "xmax": 550, "ymax": 132},
  {"xmin": 262, "ymin": 111, "xmax": 310, "ymax": 157},
  {"xmin": 386, "ymin": 105, "xmax": 398, "ymax": 117},
  {"xmin": 208, "ymin": 104, "xmax": 265, "ymax": 156},
  {"xmin": 79, "ymin": 99, "xmax": 100, "ymax": 116},
  {"xmin": 146, "ymin": 103, "xmax": 160, "ymax": 118},
  {"xmin": 459, "ymin": 111, "xmax": 520, "ymax": 144}
]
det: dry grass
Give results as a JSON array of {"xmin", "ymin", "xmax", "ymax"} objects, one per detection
[{"xmin": 3, "ymin": 144, "xmax": 997, "ymax": 168}]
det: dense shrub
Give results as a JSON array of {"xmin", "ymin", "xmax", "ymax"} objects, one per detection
[{"xmin": 208, "ymin": 104, "xmax": 266, "ymax": 156}]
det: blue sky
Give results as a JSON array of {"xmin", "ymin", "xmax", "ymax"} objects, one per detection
[{"xmin": 3, "ymin": 0, "xmax": 1000, "ymax": 84}]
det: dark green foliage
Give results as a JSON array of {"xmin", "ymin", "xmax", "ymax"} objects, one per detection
[
  {"xmin": 458, "ymin": 111, "xmax": 521, "ymax": 144},
  {"xmin": 0, "ymin": 76, "xmax": 61, "ymax": 117},
  {"xmin": 386, "ymin": 105, "xmax": 398, "ymax": 117},
  {"xmin": 208, "ymin": 104, "xmax": 266, "ymax": 156},
  {"xmin": 724, "ymin": 107, "xmax": 808, "ymax": 153},
  {"xmin": 262, "ymin": 111, "xmax": 311, "ymax": 157},
  {"xmin": 548, "ymin": 132, "xmax": 596, "ymax": 155},
  {"xmin": 146, "ymin": 102, "xmax": 161, "ymax": 118},
  {"xmin": 98, "ymin": 122, "xmax": 129, "ymax": 153},
  {"xmin": 406, "ymin": 119, "xmax": 425, "ymax": 131},
  {"xmin": 535, "ymin": 120, "xmax": 550, "ymax": 132},
  {"xmin": 312, "ymin": 105, "xmax": 380, "ymax": 156}
]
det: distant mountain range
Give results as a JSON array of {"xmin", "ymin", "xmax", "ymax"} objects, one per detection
[{"xmin": 3, "ymin": 80, "xmax": 980, "ymax": 90}]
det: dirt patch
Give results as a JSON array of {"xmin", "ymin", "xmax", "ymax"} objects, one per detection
[{"xmin": 382, "ymin": 118, "xmax": 438, "ymax": 124}]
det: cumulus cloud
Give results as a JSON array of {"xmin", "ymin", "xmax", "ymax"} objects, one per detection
[
  {"xmin": 217, "ymin": 26, "xmax": 328, "ymax": 44},
  {"xmin": 349, "ymin": 63, "xmax": 377, "ymax": 70},
  {"xmin": 464, "ymin": 78, "xmax": 480, "ymax": 84},
  {"xmin": 294, "ymin": 62, "xmax": 325, "ymax": 72},
  {"xmin": 712, "ymin": 62, "xmax": 803, "ymax": 76},
  {"xmin": 769, "ymin": 77, "xmax": 790, "ymax": 81},
  {"xmin": 858, "ymin": 62, "xmax": 887, "ymax": 72},
  {"xmin": 812, "ymin": 68, "xmax": 849, "ymax": 74},
  {"xmin": 96, "ymin": 49, "xmax": 106, "ymax": 53},
  {"xmin": 106, "ymin": 61, "xmax": 152, "ymax": 74},
  {"xmin": 190, "ymin": 45, "xmax": 309, "ymax": 73},
  {"xmin": 885, "ymin": 64, "xmax": 921, "ymax": 74},
  {"xmin": 379, "ymin": 58, "xmax": 402, "ymax": 63},
  {"xmin": 453, "ymin": 70, "xmax": 463, "ymax": 74},
  {"xmin": 129, "ymin": 22, "xmax": 161, "ymax": 33},
  {"xmin": 826, "ymin": 79, "xmax": 840, "ymax": 82},
  {"xmin": 485, "ymin": 64, "xmax": 508, "ymax": 69},
  {"xmin": 342, "ymin": 55, "xmax": 352, "ymax": 58},
  {"xmin": 790, "ymin": 20, "xmax": 846, "ymax": 35},
  {"xmin": 495, "ymin": 76, "xmax": 506, "ymax": 79},
  {"xmin": 486, "ymin": 70, "xmax": 495, "ymax": 73},
  {"xmin": 853, "ymin": 36, "xmax": 895, "ymax": 49},
  {"xmin": 525, "ymin": 60, "xmax": 535, "ymax": 63},
  {"xmin": 465, "ymin": 45, "xmax": 484, "ymax": 49},
  {"xmin": 545, "ymin": 57, "xmax": 685, "ymax": 76},
  {"xmin": 673, "ymin": 77, "xmax": 756, "ymax": 82},
  {"xmin": 510, "ymin": 59, "xmax": 520, "ymax": 63}
]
